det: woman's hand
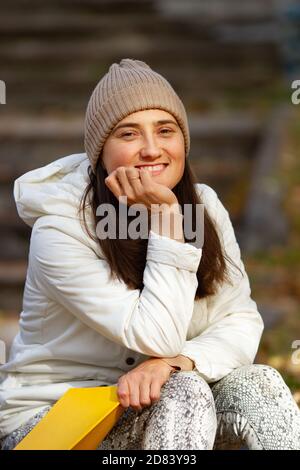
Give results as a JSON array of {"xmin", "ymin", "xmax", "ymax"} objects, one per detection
[
  {"xmin": 104, "ymin": 165, "xmax": 179, "ymax": 210},
  {"xmin": 117, "ymin": 358, "xmax": 176, "ymax": 412}
]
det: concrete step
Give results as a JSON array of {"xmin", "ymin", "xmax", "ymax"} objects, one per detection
[
  {"xmin": 0, "ymin": 113, "xmax": 261, "ymax": 174},
  {"xmin": 0, "ymin": 312, "xmax": 20, "ymax": 361},
  {"xmin": 0, "ymin": 37, "xmax": 277, "ymax": 64},
  {"xmin": 156, "ymin": 0, "xmax": 275, "ymax": 22},
  {"xmin": 0, "ymin": 51, "xmax": 278, "ymax": 93},
  {"xmin": 0, "ymin": 0, "xmax": 155, "ymax": 13},
  {"xmin": 0, "ymin": 260, "xmax": 28, "ymax": 310},
  {"xmin": 0, "ymin": 230, "xmax": 30, "ymax": 261},
  {"xmin": 0, "ymin": 114, "xmax": 84, "ymax": 172},
  {"xmin": 1, "ymin": 65, "xmax": 277, "ymax": 114},
  {"xmin": 0, "ymin": 0, "xmax": 278, "ymax": 27},
  {"xmin": 0, "ymin": 260, "xmax": 28, "ymax": 286},
  {"xmin": 0, "ymin": 115, "xmax": 83, "ymax": 139},
  {"xmin": 0, "ymin": 11, "xmax": 207, "ymax": 38},
  {"xmin": 0, "ymin": 112, "xmax": 261, "ymax": 139}
]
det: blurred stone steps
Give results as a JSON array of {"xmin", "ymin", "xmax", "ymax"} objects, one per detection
[
  {"xmin": 0, "ymin": 313, "xmax": 20, "ymax": 363},
  {"xmin": 157, "ymin": 0, "xmax": 276, "ymax": 20},
  {"xmin": 0, "ymin": 13, "xmax": 168, "ymax": 37},
  {"xmin": 0, "ymin": 260, "xmax": 28, "ymax": 312},
  {"xmin": 1, "ymin": 60, "xmax": 276, "ymax": 87},
  {"xmin": 2, "ymin": 69, "xmax": 275, "ymax": 114},
  {"xmin": 0, "ymin": 0, "xmax": 280, "ymax": 23},
  {"xmin": 0, "ymin": 113, "xmax": 261, "ymax": 174},
  {"xmin": 0, "ymin": 0, "xmax": 282, "ymax": 338},
  {"xmin": 0, "ymin": 260, "xmax": 28, "ymax": 286},
  {"xmin": 0, "ymin": 0, "xmax": 155, "ymax": 12},
  {"xmin": 0, "ymin": 0, "xmax": 280, "ymax": 115},
  {"xmin": 0, "ymin": 36, "xmax": 277, "ymax": 63}
]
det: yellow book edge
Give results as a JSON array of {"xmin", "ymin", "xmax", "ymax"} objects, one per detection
[{"xmin": 14, "ymin": 385, "xmax": 125, "ymax": 450}]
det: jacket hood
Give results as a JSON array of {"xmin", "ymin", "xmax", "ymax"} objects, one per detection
[{"xmin": 13, "ymin": 153, "xmax": 91, "ymax": 227}]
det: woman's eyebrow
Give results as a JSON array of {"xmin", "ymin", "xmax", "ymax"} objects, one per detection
[{"xmin": 112, "ymin": 120, "xmax": 179, "ymax": 132}]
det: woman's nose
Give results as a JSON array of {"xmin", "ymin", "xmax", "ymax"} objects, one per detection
[{"xmin": 139, "ymin": 136, "xmax": 162, "ymax": 158}]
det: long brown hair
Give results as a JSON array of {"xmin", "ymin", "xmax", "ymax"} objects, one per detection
[{"xmin": 78, "ymin": 156, "xmax": 243, "ymax": 300}]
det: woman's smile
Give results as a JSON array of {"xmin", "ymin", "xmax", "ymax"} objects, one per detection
[{"xmin": 134, "ymin": 163, "xmax": 169, "ymax": 176}]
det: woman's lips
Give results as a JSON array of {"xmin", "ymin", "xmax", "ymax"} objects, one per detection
[{"xmin": 135, "ymin": 164, "xmax": 168, "ymax": 176}]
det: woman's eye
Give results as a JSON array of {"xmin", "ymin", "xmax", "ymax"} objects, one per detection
[
  {"xmin": 120, "ymin": 128, "xmax": 173, "ymax": 137},
  {"xmin": 121, "ymin": 132, "xmax": 135, "ymax": 137}
]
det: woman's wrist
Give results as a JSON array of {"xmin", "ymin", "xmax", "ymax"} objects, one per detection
[
  {"xmin": 156, "ymin": 355, "xmax": 195, "ymax": 372},
  {"xmin": 150, "ymin": 206, "xmax": 184, "ymax": 243},
  {"xmin": 159, "ymin": 358, "xmax": 181, "ymax": 374}
]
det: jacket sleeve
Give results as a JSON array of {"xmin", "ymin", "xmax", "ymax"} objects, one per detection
[
  {"xmin": 30, "ymin": 216, "xmax": 202, "ymax": 358},
  {"xmin": 180, "ymin": 187, "xmax": 265, "ymax": 383}
]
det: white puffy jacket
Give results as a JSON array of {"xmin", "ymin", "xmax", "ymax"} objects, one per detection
[{"xmin": 0, "ymin": 152, "xmax": 264, "ymax": 437}]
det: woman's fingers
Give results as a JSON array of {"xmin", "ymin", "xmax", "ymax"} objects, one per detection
[
  {"xmin": 118, "ymin": 375, "xmax": 143, "ymax": 411},
  {"xmin": 117, "ymin": 359, "xmax": 173, "ymax": 411},
  {"xmin": 139, "ymin": 377, "xmax": 153, "ymax": 408},
  {"xmin": 127, "ymin": 378, "xmax": 143, "ymax": 412},
  {"xmin": 106, "ymin": 166, "xmax": 151, "ymax": 207},
  {"xmin": 115, "ymin": 167, "xmax": 139, "ymax": 203},
  {"xmin": 105, "ymin": 165, "xmax": 178, "ymax": 208},
  {"xmin": 104, "ymin": 171, "xmax": 123, "ymax": 200},
  {"xmin": 118, "ymin": 379, "xmax": 162, "ymax": 411},
  {"xmin": 117, "ymin": 376, "xmax": 131, "ymax": 408},
  {"xmin": 139, "ymin": 168, "xmax": 171, "ymax": 207},
  {"xmin": 118, "ymin": 376, "xmax": 154, "ymax": 411},
  {"xmin": 126, "ymin": 167, "xmax": 145, "ymax": 199},
  {"xmin": 149, "ymin": 378, "xmax": 162, "ymax": 404}
]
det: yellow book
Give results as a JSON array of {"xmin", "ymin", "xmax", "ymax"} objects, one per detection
[{"xmin": 14, "ymin": 385, "xmax": 125, "ymax": 450}]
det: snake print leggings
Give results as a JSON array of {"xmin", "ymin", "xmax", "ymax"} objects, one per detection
[{"xmin": 1, "ymin": 364, "xmax": 300, "ymax": 450}]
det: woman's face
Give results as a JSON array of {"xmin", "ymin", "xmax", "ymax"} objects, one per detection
[{"xmin": 101, "ymin": 109, "xmax": 185, "ymax": 189}]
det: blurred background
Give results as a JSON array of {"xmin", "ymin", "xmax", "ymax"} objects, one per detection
[{"xmin": 0, "ymin": 0, "xmax": 299, "ymax": 403}]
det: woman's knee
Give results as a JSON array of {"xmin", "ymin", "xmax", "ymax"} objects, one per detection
[
  {"xmin": 211, "ymin": 364, "xmax": 300, "ymax": 450},
  {"xmin": 237, "ymin": 364, "xmax": 287, "ymax": 389},
  {"xmin": 211, "ymin": 364, "xmax": 293, "ymax": 412},
  {"xmin": 226, "ymin": 364, "xmax": 287, "ymax": 392},
  {"xmin": 144, "ymin": 372, "xmax": 217, "ymax": 450},
  {"xmin": 163, "ymin": 371, "xmax": 216, "ymax": 407}
]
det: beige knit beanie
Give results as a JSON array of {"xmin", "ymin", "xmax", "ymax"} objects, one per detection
[{"xmin": 84, "ymin": 58, "xmax": 190, "ymax": 173}]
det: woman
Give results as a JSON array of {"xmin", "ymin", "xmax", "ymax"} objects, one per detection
[{"xmin": 0, "ymin": 58, "xmax": 299, "ymax": 450}]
